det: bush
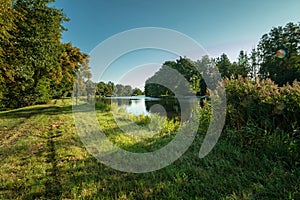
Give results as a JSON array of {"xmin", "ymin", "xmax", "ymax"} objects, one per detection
[
  {"xmin": 224, "ymin": 77, "xmax": 300, "ymax": 166},
  {"xmin": 224, "ymin": 77, "xmax": 300, "ymax": 132}
]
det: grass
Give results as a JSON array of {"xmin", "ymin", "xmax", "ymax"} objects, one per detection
[{"xmin": 0, "ymin": 99, "xmax": 299, "ymax": 199}]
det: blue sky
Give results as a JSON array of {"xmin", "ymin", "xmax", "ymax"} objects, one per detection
[{"xmin": 53, "ymin": 0, "xmax": 300, "ymax": 88}]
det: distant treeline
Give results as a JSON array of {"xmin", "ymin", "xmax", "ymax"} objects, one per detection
[
  {"xmin": 145, "ymin": 22, "xmax": 300, "ymax": 97},
  {"xmin": 95, "ymin": 82, "xmax": 143, "ymax": 97}
]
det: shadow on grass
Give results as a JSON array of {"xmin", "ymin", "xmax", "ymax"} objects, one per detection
[
  {"xmin": 0, "ymin": 100, "xmax": 111, "ymax": 129},
  {"xmin": 2, "ymin": 129, "xmax": 299, "ymax": 199},
  {"xmin": 0, "ymin": 106, "xmax": 70, "ymax": 118},
  {"xmin": 1, "ymin": 102, "xmax": 299, "ymax": 199},
  {"xmin": 44, "ymin": 128, "xmax": 63, "ymax": 198}
]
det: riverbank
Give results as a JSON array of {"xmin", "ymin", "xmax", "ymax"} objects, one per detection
[{"xmin": 0, "ymin": 99, "xmax": 299, "ymax": 199}]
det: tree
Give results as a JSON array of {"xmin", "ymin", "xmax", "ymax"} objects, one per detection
[
  {"xmin": 145, "ymin": 57, "xmax": 210, "ymax": 97},
  {"xmin": 236, "ymin": 50, "xmax": 250, "ymax": 78},
  {"xmin": 0, "ymin": 0, "xmax": 69, "ymax": 107},
  {"xmin": 215, "ymin": 53, "xmax": 232, "ymax": 78},
  {"xmin": 52, "ymin": 43, "xmax": 90, "ymax": 98},
  {"xmin": 0, "ymin": 0, "xmax": 91, "ymax": 108},
  {"xmin": 132, "ymin": 88, "xmax": 143, "ymax": 96},
  {"xmin": 249, "ymin": 48, "xmax": 259, "ymax": 79},
  {"xmin": 224, "ymin": 51, "xmax": 251, "ymax": 79},
  {"xmin": 0, "ymin": 0, "xmax": 21, "ymax": 102},
  {"xmin": 145, "ymin": 63, "xmax": 175, "ymax": 97},
  {"xmin": 96, "ymin": 82, "xmax": 108, "ymax": 97},
  {"xmin": 115, "ymin": 84, "xmax": 124, "ymax": 96},
  {"xmin": 106, "ymin": 81, "xmax": 115, "ymax": 97},
  {"xmin": 145, "ymin": 59, "xmax": 189, "ymax": 97},
  {"xmin": 258, "ymin": 22, "xmax": 300, "ymax": 85},
  {"xmin": 124, "ymin": 85, "xmax": 132, "ymax": 96},
  {"xmin": 0, "ymin": 0, "xmax": 15, "ymax": 45}
]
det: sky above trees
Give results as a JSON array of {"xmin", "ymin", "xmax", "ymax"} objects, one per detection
[{"xmin": 53, "ymin": 0, "xmax": 300, "ymax": 88}]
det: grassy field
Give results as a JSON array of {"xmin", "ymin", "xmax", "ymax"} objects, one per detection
[{"xmin": 0, "ymin": 99, "xmax": 299, "ymax": 199}]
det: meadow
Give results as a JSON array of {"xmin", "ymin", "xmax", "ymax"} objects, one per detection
[{"xmin": 0, "ymin": 98, "xmax": 299, "ymax": 199}]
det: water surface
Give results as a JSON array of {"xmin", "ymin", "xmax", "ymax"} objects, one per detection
[{"xmin": 101, "ymin": 96, "xmax": 201, "ymax": 119}]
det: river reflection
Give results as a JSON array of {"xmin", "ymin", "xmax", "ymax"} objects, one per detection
[{"xmin": 99, "ymin": 96, "xmax": 200, "ymax": 120}]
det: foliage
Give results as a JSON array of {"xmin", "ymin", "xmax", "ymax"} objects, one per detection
[
  {"xmin": 52, "ymin": 43, "xmax": 90, "ymax": 98},
  {"xmin": 216, "ymin": 51, "xmax": 253, "ymax": 79},
  {"xmin": 0, "ymin": 0, "xmax": 21, "ymax": 100},
  {"xmin": 225, "ymin": 76, "xmax": 300, "ymax": 131},
  {"xmin": 95, "ymin": 101, "xmax": 111, "ymax": 112},
  {"xmin": 95, "ymin": 81, "xmax": 114, "ymax": 97},
  {"xmin": 96, "ymin": 81, "xmax": 143, "ymax": 97},
  {"xmin": 249, "ymin": 48, "xmax": 259, "ymax": 79},
  {"xmin": 215, "ymin": 53, "xmax": 232, "ymax": 78},
  {"xmin": 145, "ymin": 57, "xmax": 208, "ymax": 97},
  {"xmin": 198, "ymin": 102, "xmax": 212, "ymax": 133},
  {"xmin": 235, "ymin": 50, "xmax": 251, "ymax": 78},
  {"xmin": 128, "ymin": 113, "xmax": 180, "ymax": 135},
  {"xmin": 131, "ymin": 87, "xmax": 143, "ymax": 96},
  {"xmin": 214, "ymin": 22, "xmax": 300, "ymax": 85},
  {"xmin": 258, "ymin": 22, "xmax": 300, "ymax": 85},
  {"xmin": 0, "ymin": 0, "xmax": 90, "ymax": 108},
  {"xmin": 224, "ymin": 76, "xmax": 300, "ymax": 166}
]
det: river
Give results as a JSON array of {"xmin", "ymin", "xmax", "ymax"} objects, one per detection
[{"xmin": 99, "ymin": 96, "xmax": 201, "ymax": 119}]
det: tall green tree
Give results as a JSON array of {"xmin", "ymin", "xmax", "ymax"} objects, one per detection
[
  {"xmin": 215, "ymin": 53, "xmax": 232, "ymax": 78},
  {"xmin": 216, "ymin": 51, "xmax": 254, "ymax": 79},
  {"xmin": 106, "ymin": 81, "xmax": 115, "ymax": 97},
  {"xmin": 53, "ymin": 43, "xmax": 90, "ymax": 98},
  {"xmin": 0, "ymin": 0, "xmax": 69, "ymax": 107},
  {"xmin": 258, "ymin": 22, "xmax": 300, "ymax": 85},
  {"xmin": 96, "ymin": 81, "xmax": 108, "ymax": 97},
  {"xmin": 145, "ymin": 58, "xmax": 192, "ymax": 97},
  {"xmin": 236, "ymin": 50, "xmax": 250, "ymax": 78},
  {"xmin": 145, "ymin": 57, "xmax": 210, "ymax": 97},
  {"xmin": 0, "ymin": 0, "xmax": 21, "ymax": 101},
  {"xmin": 249, "ymin": 48, "xmax": 259, "ymax": 79},
  {"xmin": 0, "ymin": 0, "xmax": 91, "ymax": 108},
  {"xmin": 132, "ymin": 88, "xmax": 143, "ymax": 96},
  {"xmin": 145, "ymin": 63, "xmax": 175, "ymax": 97}
]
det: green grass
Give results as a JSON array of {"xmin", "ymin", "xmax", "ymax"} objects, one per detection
[{"xmin": 0, "ymin": 100, "xmax": 299, "ymax": 199}]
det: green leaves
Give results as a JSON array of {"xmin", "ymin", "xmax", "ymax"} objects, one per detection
[
  {"xmin": 0, "ymin": 0, "xmax": 89, "ymax": 108},
  {"xmin": 224, "ymin": 77, "xmax": 300, "ymax": 166},
  {"xmin": 215, "ymin": 53, "xmax": 232, "ymax": 78},
  {"xmin": 145, "ymin": 57, "xmax": 206, "ymax": 97},
  {"xmin": 224, "ymin": 77, "xmax": 300, "ymax": 132},
  {"xmin": 258, "ymin": 22, "xmax": 300, "ymax": 85},
  {"xmin": 215, "ymin": 51, "xmax": 252, "ymax": 79}
]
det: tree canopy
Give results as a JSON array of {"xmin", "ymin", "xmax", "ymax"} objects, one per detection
[
  {"xmin": 95, "ymin": 81, "xmax": 143, "ymax": 97},
  {"xmin": 0, "ymin": 0, "xmax": 90, "ymax": 108},
  {"xmin": 258, "ymin": 22, "xmax": 300, "ymax": 85},
  {"xmin": 145, "ymin": 57, "xmax": 209, "ymax": 97},
  {"xmin": 145, "ymin": 22, "xmax": 300, "ymax": 97}
]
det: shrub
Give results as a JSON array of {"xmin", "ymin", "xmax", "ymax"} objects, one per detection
[
  {"xmin": 224, "ymin": 77, "xmax": 300, "ymax": 166},
  {"xmin": 224, "ymin": 77, "xmax": 300, "ymax": 132}
]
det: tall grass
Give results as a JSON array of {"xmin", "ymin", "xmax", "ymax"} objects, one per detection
[
  {"xmin": 0, "ymin": 97, "xmax": 299, "ymax": 199},
  {"xmin": 224, "ymin": 77, "xmax": 300, "ymax": 167}
]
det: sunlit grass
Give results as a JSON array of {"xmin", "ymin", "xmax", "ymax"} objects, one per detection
[{"xmin": 0, "ymin": 99, "xmax": 299, "ymax": 199}]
